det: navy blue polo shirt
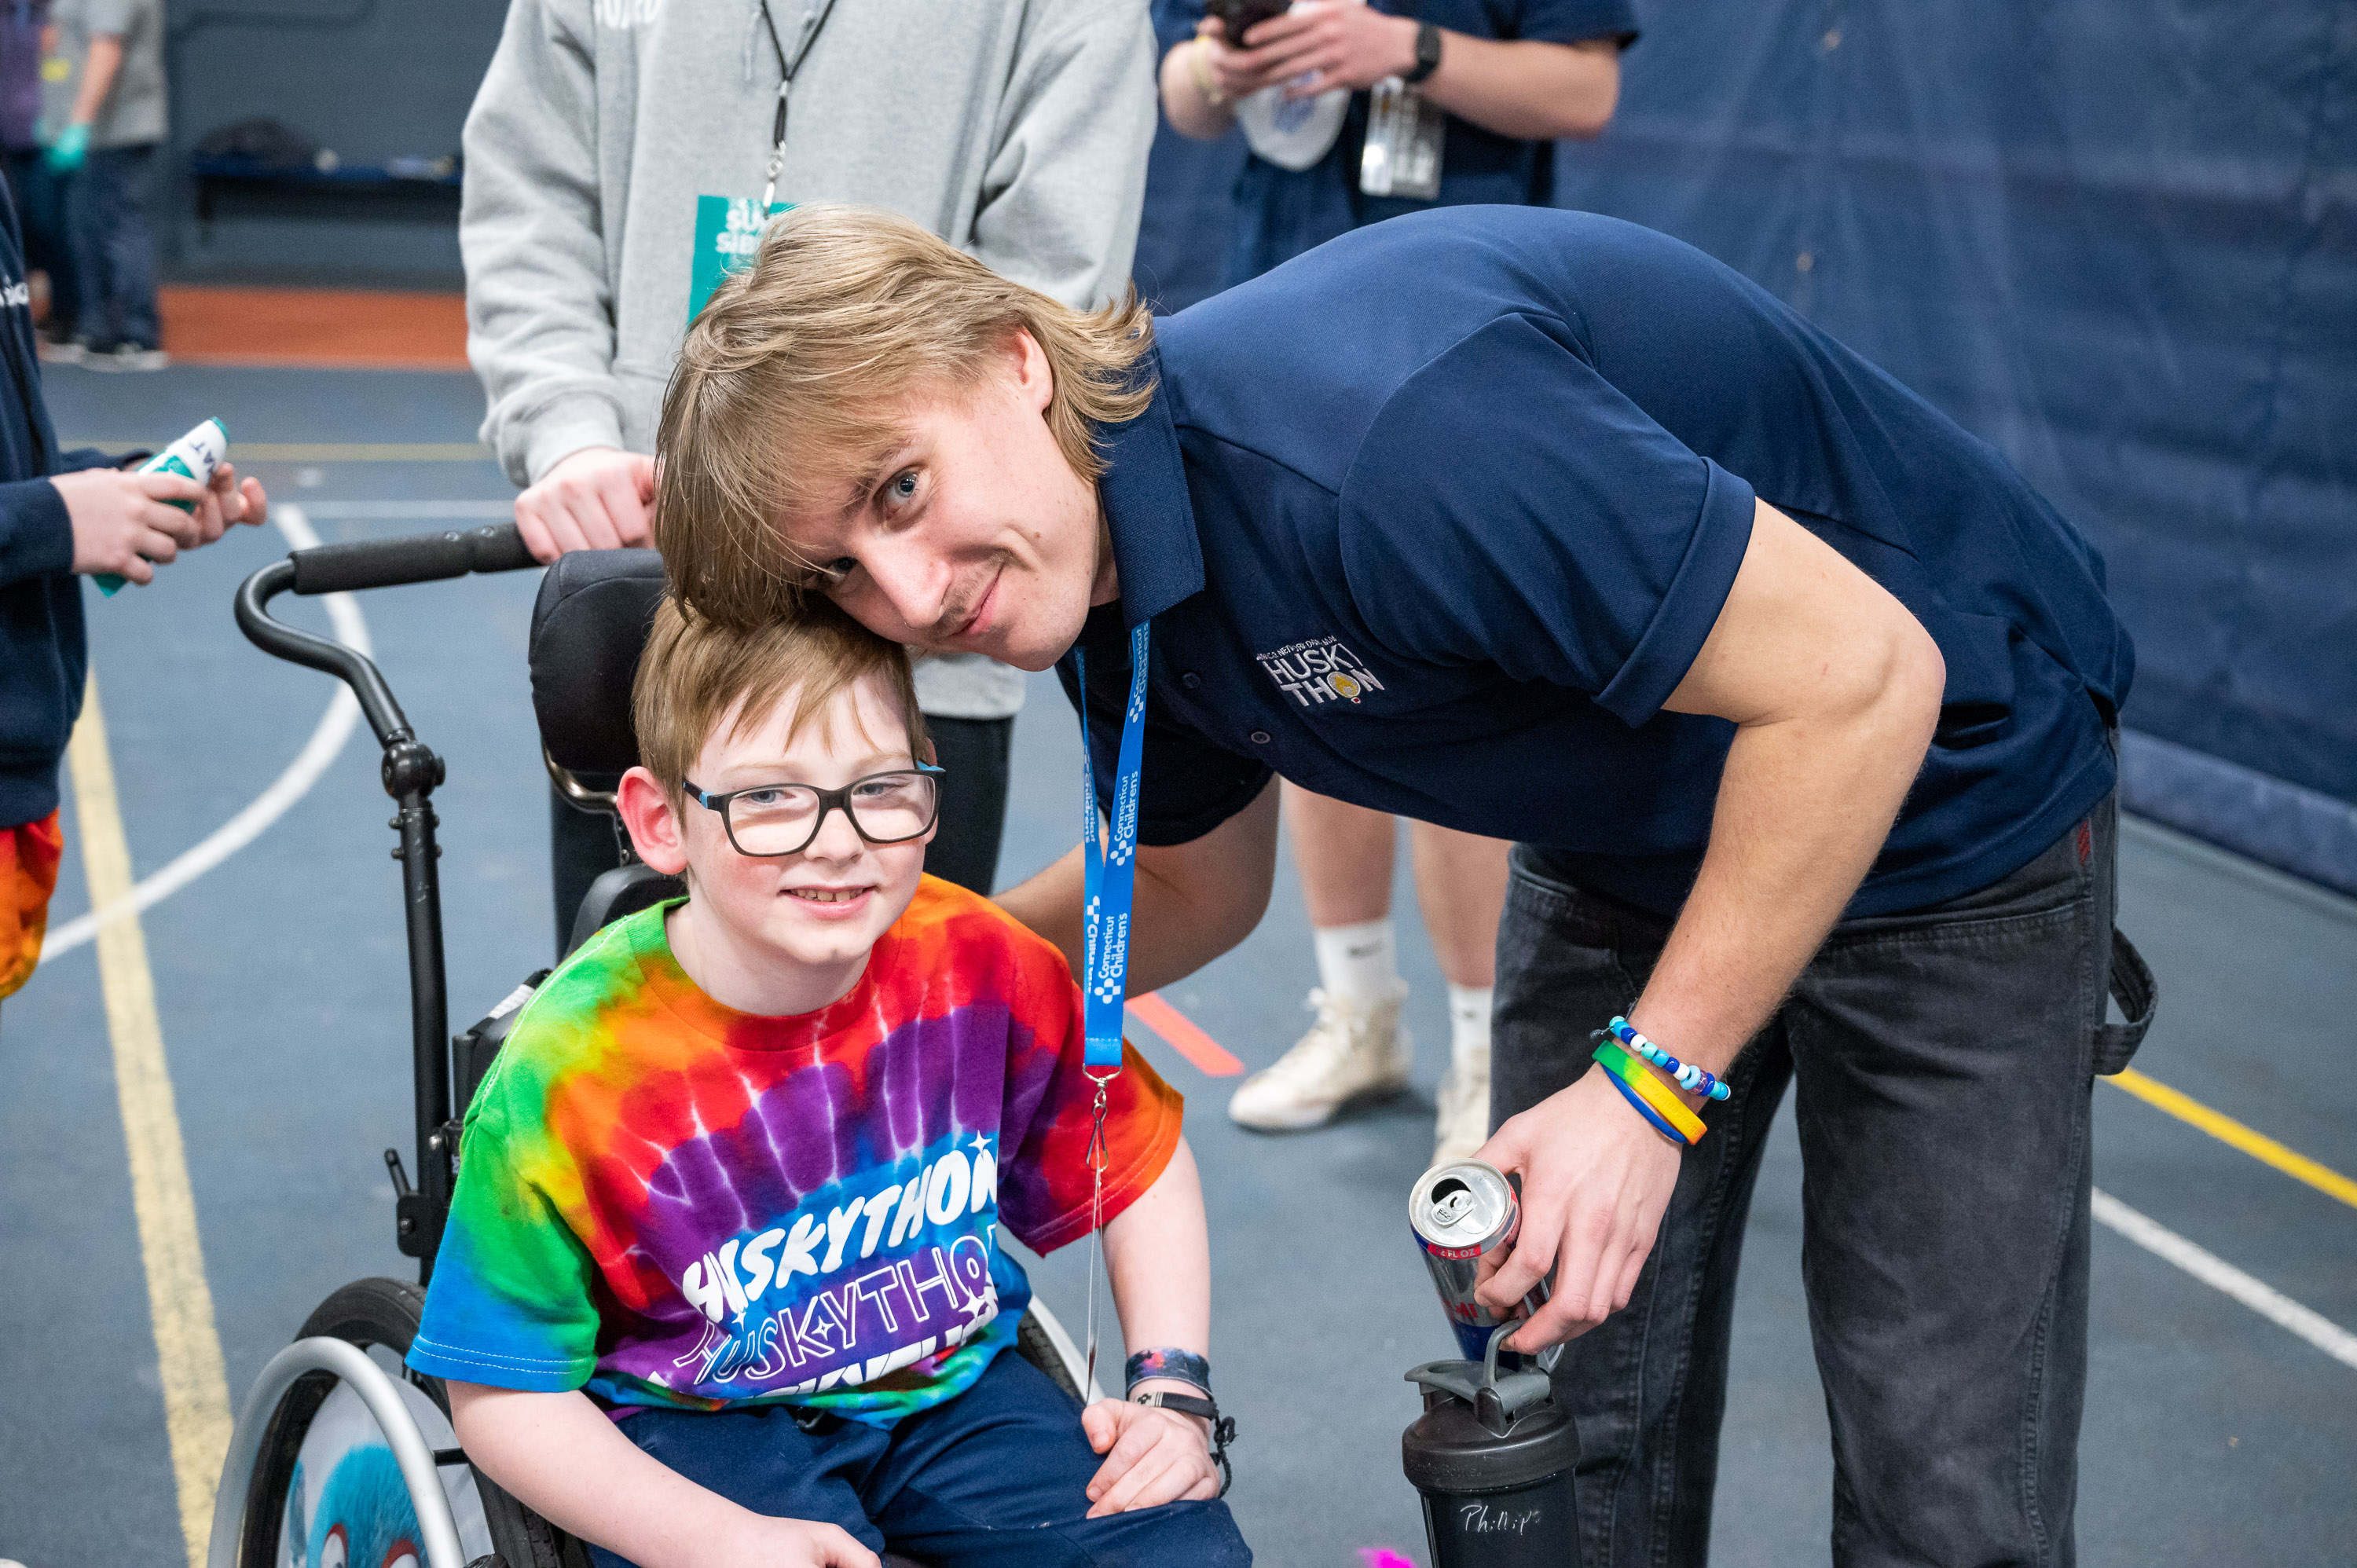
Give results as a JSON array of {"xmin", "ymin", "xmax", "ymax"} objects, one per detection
[
  {"xmin": 1153, "ymin": 0, "xmax": 1640, "ymax": 288},
  {"xmin": 1056, "ymin": 207, "xmax": 2132, "ymax": 918}
]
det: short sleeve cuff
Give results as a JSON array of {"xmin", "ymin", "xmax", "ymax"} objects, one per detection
[
  {"xmin": 1593, "ymin": 459, "xmax": 1755, "ymax": 728},
  {"xmin": 404, "ymin": 1332, "xmax": 596, "ymax": 1394},
  {"xmin": 1137, "ymin": 760, "xmax": 1274, "ymax": 847},
  {"xmin": 1517, "ymin": 0, "xmax": 1641, "ymax": 46}
]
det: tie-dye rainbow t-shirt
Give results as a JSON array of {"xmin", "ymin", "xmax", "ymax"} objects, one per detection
[{"xmin": 406, "ymin": 879, "xmax": 1182, "ymax": 1427}]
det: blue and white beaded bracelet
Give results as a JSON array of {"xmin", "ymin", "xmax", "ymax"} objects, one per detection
[{"xmin": 1604, "ymin": 1016, "xmax": 1732, "ymax": 1102}]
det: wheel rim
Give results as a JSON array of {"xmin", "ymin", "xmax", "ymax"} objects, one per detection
[{"xmin": 236, "ymin": 1284, "xmax": 494, "ymax": 1568}]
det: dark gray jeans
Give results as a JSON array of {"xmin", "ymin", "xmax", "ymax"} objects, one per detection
[{"xmin": 1493, "ymin": 796, "xmax": 2118, "ymax": 1568}]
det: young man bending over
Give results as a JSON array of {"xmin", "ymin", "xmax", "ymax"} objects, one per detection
[{"xmin": 405, "ymin": 597, "xmax": 1248, "ymax": 1568}]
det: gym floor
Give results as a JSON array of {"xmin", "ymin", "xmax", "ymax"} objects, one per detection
[{"xmin": 3, "ymin": 361, "xmax": 2352, "ymax": 1567}]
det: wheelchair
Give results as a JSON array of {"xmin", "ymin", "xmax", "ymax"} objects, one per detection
[{"xmin": 208, "ymin": 526, "xmax": 1100, "ymax": 1568}]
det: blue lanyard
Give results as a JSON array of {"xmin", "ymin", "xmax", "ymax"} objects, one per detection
[{"xmin": 1072, "ymin": 619, "xmax": 1151, "ymax": 1072}]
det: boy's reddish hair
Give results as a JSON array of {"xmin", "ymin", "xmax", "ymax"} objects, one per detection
[{"xmin": 631, "ymin": 593, "xmax": 926, "ymax": 816}]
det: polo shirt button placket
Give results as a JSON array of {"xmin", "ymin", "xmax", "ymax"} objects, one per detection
[
  {"xmin": 1248, "ymin": 729, "xmax": 1272, "ymax": 745},
  {"xmin": 1181, "ymin": 672, "xmax": 1202, "ymax": 690}
]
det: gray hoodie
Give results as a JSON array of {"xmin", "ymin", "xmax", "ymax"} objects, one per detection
[{"xmin": 460, "ymin": 0, "xmax": 1157, "ymax": 717}]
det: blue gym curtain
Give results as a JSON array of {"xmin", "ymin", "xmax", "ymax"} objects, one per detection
[{"xmin": 1133, "ymin": 2, "xmax": 2357, "ymax": 896}]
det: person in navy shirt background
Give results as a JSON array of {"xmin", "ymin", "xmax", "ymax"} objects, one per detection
[
  {"xmin": 1155, "ymin": 0, "xmax": 1632, "ymax": 285},
  {"xmin": 1154, "ymin": 0, "xmax": 1640, "ymax": 1165},
  {"xmin": 655, "ymin": 201, "xmax": 2145, "ymax": 1568}
]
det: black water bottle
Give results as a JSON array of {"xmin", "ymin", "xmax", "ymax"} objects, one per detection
[{"xmin": 1402, "ymin": 1322, "xmax": 1580, "ymax": 1566}]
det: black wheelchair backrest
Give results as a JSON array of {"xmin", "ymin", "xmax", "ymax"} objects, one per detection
[
  {"xmin": 530, "ymin": 548, "xmax": 668, "ymax": 779},
  {"xmin": 528, "ymin": 548, "xmax": 685, "ymax": 963}
]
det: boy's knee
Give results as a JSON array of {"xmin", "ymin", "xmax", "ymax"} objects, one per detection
[{"xmin": 1077, "ymin": 1498, "xmax": 1252, "ymax": 1568}]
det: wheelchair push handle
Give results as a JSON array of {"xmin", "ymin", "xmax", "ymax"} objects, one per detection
[
  {"xmin": 231, "ymin": 521, "xmax": 546, "ymax": 1287},
  {"xmin": 288, "ymin": 521, "xmax": 540, "ymax": 596},
  {"xmin": 234, "ymin": 522, "xmax": 542, "ymax": 749}
]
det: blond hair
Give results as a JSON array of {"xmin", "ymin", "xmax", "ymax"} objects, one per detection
[
  {"xmin": 632, "ymin": 593, "xmax": 927, "ymax": 819},
  {"xmin": 653, "ymin": 203, "xmax": 1157, "ymax": 628}
]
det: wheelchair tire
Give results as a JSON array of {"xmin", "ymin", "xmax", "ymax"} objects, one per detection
[
  {"xmin": 233, "ymin": 1276, "xmax": 593, "ymax": 1568},
  {"xmin": 1016, "ymin": 1308, "xmax": 1087, "ymax": 1405}
]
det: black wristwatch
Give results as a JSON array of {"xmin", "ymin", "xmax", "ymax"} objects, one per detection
[
  {"xmin": 1131, "ymin": 1388, "xmax": 1238, "ymax": 1496},
  {"xmin": 1404, "ymin": 21, "xmax": 1442, "ymax": 84}
]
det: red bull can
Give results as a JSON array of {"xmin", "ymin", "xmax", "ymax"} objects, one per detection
[{"xmin": 1409, "ymin": 1159, "xmax": 1554, "ymax": 1365}]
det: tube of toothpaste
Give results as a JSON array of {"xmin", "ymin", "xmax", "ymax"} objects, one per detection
[{"xmin": 96, "ymin": 416, "xmax": 231, "ymax": 596}]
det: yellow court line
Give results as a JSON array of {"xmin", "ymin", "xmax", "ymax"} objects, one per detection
[
  {"xmin": 2106, "ymin": 1066, "xmax": 2357, "ymax": 1213},
  {"xmin": 60, "ymin": 440, "xmax": 493, "ymax": 462},
  {"xmin": 66, "ymin": 675, "xmax": 233, "ymax": 1568}
]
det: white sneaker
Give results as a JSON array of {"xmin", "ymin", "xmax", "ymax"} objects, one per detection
[
  {"xmin": 1228, "ymin": 984, "xmax": 1411, "ymax": 1130},
  {"xmin": 89, "ymin": 342, "xmax": 170, "ymax": 372},
  {"xmin": 1431, "ymin": 1042, "xmax": 1492, "ymax": 1166}
]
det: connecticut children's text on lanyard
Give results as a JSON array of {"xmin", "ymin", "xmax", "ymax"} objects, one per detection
[
  {"xmin": 1073, "ymin": 621, "xmax": 1151, "ymax": 1072},
  {"xmin": 1073, "ymin": 620, "xmax": 1150, "ymax": 1389}
]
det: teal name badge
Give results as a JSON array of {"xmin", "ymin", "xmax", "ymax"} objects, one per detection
[{"xmin": 689, "ymin": 196, "xmax": 790, "ymax": 322}]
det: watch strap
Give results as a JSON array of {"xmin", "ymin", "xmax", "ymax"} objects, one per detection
[
  {"xmin": 1131, "ymin": 1389, "xmax": 1238, "ymax": 1496},
  {"xmin": 1404, "ymin": 21, "xmax": 1442, "ymax": 84}
]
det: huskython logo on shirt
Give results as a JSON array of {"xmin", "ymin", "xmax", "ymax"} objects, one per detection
[
  {"xmin": 1257, "ymin": 636, "xmax": 1386, "ymax": 707},
  {"xmin": 666, "ymin": 1130, "xmax": 1005, "ymax": 1396}
]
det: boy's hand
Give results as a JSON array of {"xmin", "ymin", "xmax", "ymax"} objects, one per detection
[
  {"xmin": 54, "ymin": 464, "xmax": 269, "ymax": 584},
  {"xmin": 699, "ymin": 1513, "xmax": 879, "ymax": 1568},
  {"xmin": 56, "ymin": 468, "xmax": 210, "ymax": 584},
  {"xmin": 193, "ymin": 460, "xmax": 269, "ymax": 543},
  {"xmin": 1080, "ymin": 1393, "xmax": 1221, "ymax": 1517}
]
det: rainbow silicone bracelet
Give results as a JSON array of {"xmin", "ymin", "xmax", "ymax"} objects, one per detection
[
  {"xmin": 1600, "ymin": 1065, "xmax": 1688, "ymax": 1147},
  {"xmin": 1606, "ymin": 1016, "xmax": 1732, "ymax": 1102},
  {"xmin": 1593, "ymin": 1039, "xmax": 1708, "ymax": 1144}
]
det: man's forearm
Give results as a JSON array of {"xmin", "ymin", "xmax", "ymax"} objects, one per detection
[
  {"xmin": 993, "ymin": 846, "xmax": 1265, "ymax": 995},
  {"xmin": 1629, "ymin": 647, "xmax": 1944, "ymax": 1077},
  {"xmin": 1420, "ymin": 34, "xmax": 1619, "ymax": 142},
  {"xmin": 69, "ymin": 35, "xmax": 122, "ymax": 125},
  {"xmin": 994, "ymin": 779, "xmax": 1279, "ymax": 995}
]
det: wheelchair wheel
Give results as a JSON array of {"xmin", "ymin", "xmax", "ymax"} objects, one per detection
[
  {"xmin": 232, "ymin": 1277, "xmax": 591, "ymax": 1568},
  {"xmin": 1016, "ymin": 1302, "xmax": 1094, "ymax": 1405}
]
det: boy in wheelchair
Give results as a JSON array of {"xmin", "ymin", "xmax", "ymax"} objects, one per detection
[{"xmin": 404, "ymin": 595, "xmax": 1248, "ymax": 1568}]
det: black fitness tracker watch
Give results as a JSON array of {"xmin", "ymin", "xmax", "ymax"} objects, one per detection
[{"xmin": 1404, "ymin": 21, "xmax": 1442, "ymax": 84}]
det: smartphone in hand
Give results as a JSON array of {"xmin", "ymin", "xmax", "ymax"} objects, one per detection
[{"xmin": 1204, "ymin": 0, "xmax": 1290, "ymax": 47}]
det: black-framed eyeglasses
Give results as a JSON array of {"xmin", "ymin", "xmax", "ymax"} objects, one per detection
[{"xmin": 682, "ymin": 763, "xmax": 946, "ymax": 858}]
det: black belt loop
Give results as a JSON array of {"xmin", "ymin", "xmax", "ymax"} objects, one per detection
[{"xmin": 2092, "ymin": 928, "xmax": 2157, "ymax": 1075}]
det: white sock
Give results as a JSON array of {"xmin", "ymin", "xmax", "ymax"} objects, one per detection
[
  {"xmin": 1313, "ymin": 918, "xmax": 1397, "ymax": 1004},
  {"xmin": 1447, "ymin": 984, "xmax": 1493, "ymax": 1074}
]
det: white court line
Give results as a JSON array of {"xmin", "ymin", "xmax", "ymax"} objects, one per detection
[
  {"xmin": 39, "ymin": 505, "xmax": 371, "ymax": 964},
  {"xmin": 295, "ymin": 500, "xmax": 515, "ymax": 519},
  {"xmin": 2092, "ymin": 1186, "xmax": 2357, "ymax": 1372}
]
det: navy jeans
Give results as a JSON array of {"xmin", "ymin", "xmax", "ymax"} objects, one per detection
[
  {"xmin": 1493, "ymin": 796, "xmax": 2120, "ymax": 1568},
  {"xmin": 583, "ymin": 1350, "xmax": 1251, "ymax": 1567},
  {"xmin": 66, "ymin": 141, "xmax": 159, "ymax": 348}
]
